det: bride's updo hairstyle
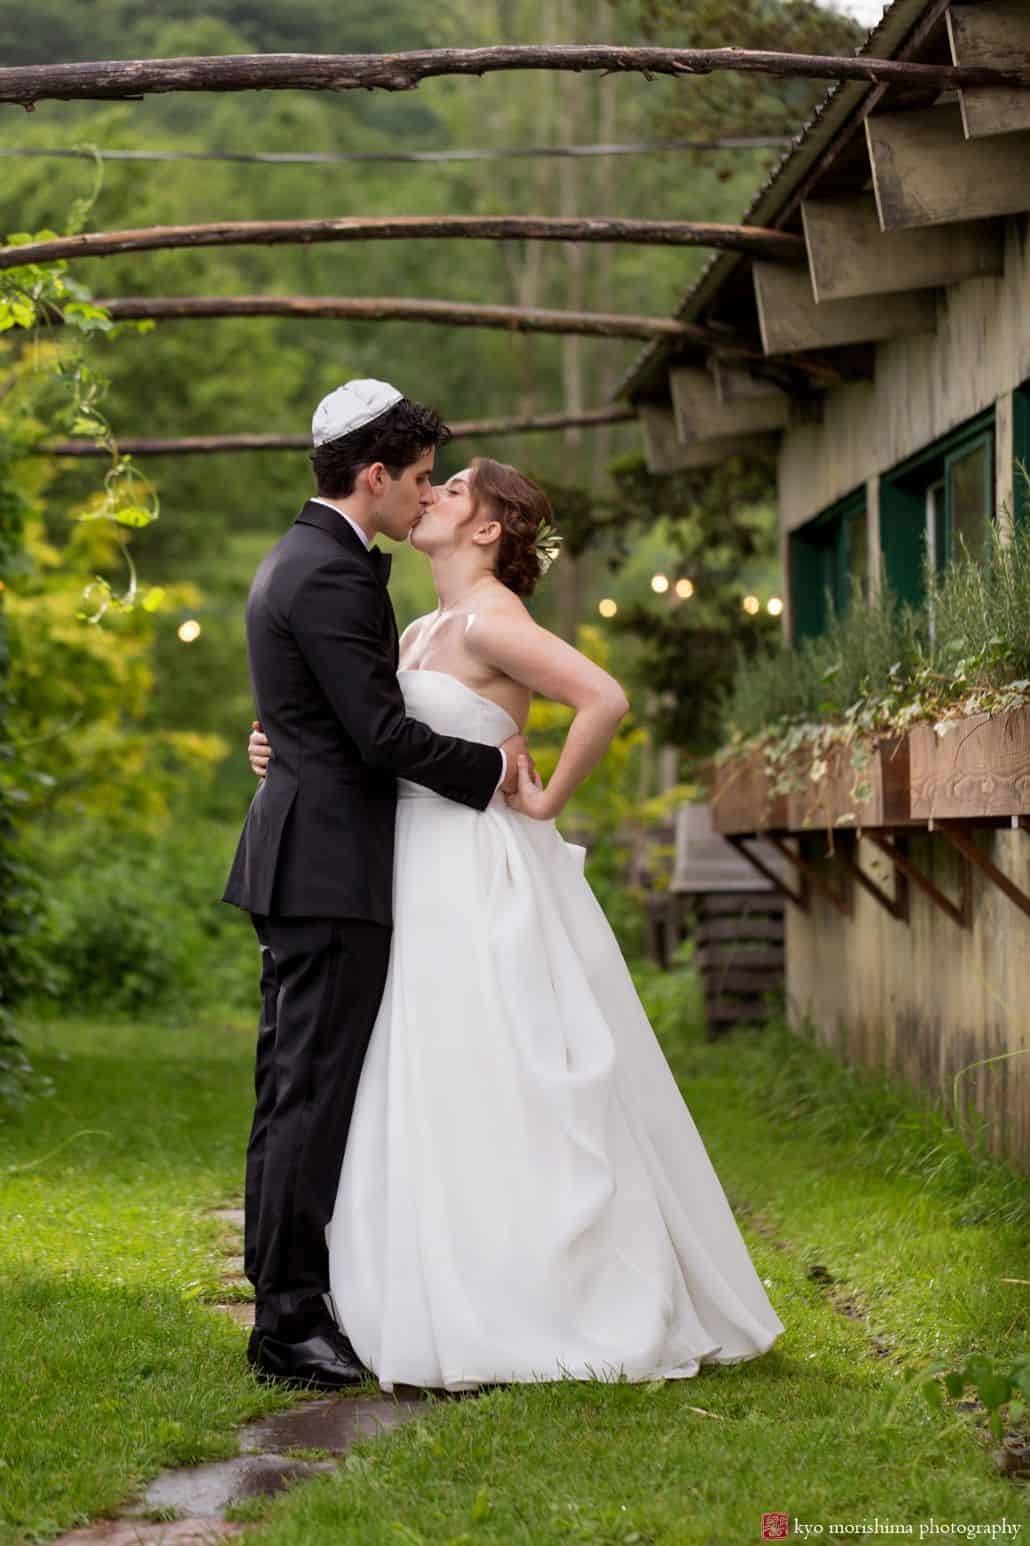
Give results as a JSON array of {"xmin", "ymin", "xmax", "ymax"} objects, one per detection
[{"xmin": 468, "ymin": 457, "xmax": 553, "ymax": 599}]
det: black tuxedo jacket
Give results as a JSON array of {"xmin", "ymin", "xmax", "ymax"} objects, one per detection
[{"xmin": 222, "ymin": 500, "xmax": 503, "ymax": 922}]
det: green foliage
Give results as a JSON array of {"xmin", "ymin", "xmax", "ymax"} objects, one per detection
[
  {"xmin": 724, "ymin": 509, "xmax": 1030, "ymax": 773},
  {"xmin": 599, "ymin": 451, "xmax": 780, "ymax": 752},
  {"xmin": 640, "ymin": 0, "xmax": 864, "ymax": 141},
  {"xmin": 0, "ymin": 0, "xmax": 860, "ymax": 1046},
  {"xmin": 34, "ymin": 817, "xmax": 255, "ymax": 1015},
  {"xmin": 722, "ymin": 579, "xmax": 927, "ymax": 741},
  {"xmin": 909, "ymin": 1352, "xmax": 1030, "ymax": 1442},
  {"xmin": 0, "ymin": 398, "xmax": 48, "ymax": 1110}
]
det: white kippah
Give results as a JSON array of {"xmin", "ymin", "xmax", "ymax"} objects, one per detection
[{"xmin": 311, "ymin": 378, "xmax": 404, "ymax": 447}]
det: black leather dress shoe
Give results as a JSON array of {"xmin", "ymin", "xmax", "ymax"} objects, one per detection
[{"xmin": 247, "ymin": 1323, "xmax": 372, "ymax": 1389}]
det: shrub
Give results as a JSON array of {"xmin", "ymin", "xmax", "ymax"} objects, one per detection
[{"xmin": 33, "ymin": 815, "xmax": 258, "ymax": 1018}]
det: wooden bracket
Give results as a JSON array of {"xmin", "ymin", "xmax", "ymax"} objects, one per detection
[
  {"xmin": 938, "ymin": 822, "xmax": 1030, "ymax": 921},
  {"xmin": 839, "ymin": 833, "xmax": 910, "ymax": 922},
  {"xmin": 863, "ymin": 831, "xmax": 972, "ymax": 929},
  {"xmin": 725, "ymin": 835, "xmax": 808, "ymax": 911},
  {"xmin": 763, "ymin": 834, "xmax": 852, "ymax": 916}
]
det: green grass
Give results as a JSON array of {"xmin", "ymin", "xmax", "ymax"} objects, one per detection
[
  {"xmin": 1, "ymin": 981, "xmax": 1027, "ymax": 1546},
  {"xmin": 0, "ymin": 1011, "xmax": 301, "ymax": 1546},
  {"xmin": 226, "ymin": 974, "xmax": 1029, "ymax": 1546}
]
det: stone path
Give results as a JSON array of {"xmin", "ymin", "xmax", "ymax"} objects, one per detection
[{"xmin": 52, "ymin": 1203, "xmax": 428, "ymax": 1546}]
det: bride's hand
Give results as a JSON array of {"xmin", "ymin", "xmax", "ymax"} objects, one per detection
[
  {"xmin": 505, "ymin": 754, "xmax": 557, "ymax": 821},
  {"xmin": 249, "ymin": 720, "xmax": 272, "ymax": 778}
]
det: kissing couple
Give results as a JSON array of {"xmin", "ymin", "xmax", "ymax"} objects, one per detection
[{"xmin": 223, "ymin": 378, "xmax": 784, "ymax": 1393}]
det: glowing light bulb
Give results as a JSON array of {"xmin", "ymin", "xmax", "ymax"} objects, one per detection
[
  {"xmin": 767, "ymin": 596, "xmax": 784, "ymax": 617},
  {"xmin": 674, "ymin": 578, "xmax": 694, "ymax": 599},
  {"xmin": 177, "ymin": 619, "xmax": 202, "ymax": 643},
  {"xmin": 598, "ymin": 598, "xmax": 618, "ymax": 619},
  {"xmin": 742, "ymin": 595, "xmax": 760, "ymax": 616},
  {"xmin": 650, "ymin": 573, "xmax": 669, "ymax": 594}
]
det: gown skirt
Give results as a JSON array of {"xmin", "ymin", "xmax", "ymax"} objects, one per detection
[{"xmin": 327, "ymin": 668, "xmax": 785, "ymax": 1392}]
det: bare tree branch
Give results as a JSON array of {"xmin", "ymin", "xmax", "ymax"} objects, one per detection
[
  {"xmin": 45, "ymin": 407, "xmax": 638, "ymax": 457},
  {"xmin": 0, "ymin": 215, "xmax": 804, "ymax": 271},
  {"xmin": 0, "ymin": 47, "xmax": 1027, "ymax": 109},
  {"xmin": 61, "ymin": 294, "xmax": 716, "ymax": 343},
  {"xmin": 0, "ymin": 134, "xmax": 796, "ymax": 165}
]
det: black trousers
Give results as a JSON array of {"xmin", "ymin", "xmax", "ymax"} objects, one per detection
[{"xmin": 245, "ymin": 913, "xmax": 392, "ymax": 1337}]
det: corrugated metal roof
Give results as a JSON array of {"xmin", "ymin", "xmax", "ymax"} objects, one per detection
[{"xmin": 617, "ymin": 0, "xmax": 935, "ymax": 399}]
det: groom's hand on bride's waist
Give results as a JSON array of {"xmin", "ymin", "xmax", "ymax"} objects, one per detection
[
  {"xmin": 249, "ymin": 720, "xmax": 272, "ymax": 778},
  {"xmin": 499, "ymin": 733, "xmax": 533, "ymax": 795}
]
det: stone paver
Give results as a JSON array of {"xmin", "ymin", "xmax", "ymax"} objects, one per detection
[
  {"xmin": 210, "ymin": 1209, "xmax": 245, "ymax": 1230},
  {"xmin": 54, "ymin": 1518, "xmax": 243, "ymax": 1545},
  {"xmin": 54, "ymin": 1207, "xmax": 432, "ymax": 1541},
  {"xmin": 239, "ymin": 1391, "xmax": 425, "ymax": 1454},
  {"xmin": 110, "ymin": 1394, "xmax": 427, "ymax": 1524},
  {"xmin": 127, "ymin": 1456, "xmax": 334, "ymax": 1520}
]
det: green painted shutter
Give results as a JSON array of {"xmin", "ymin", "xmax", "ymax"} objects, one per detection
[
  {"xmin": 879, "ymin": 478, "xmax": 927, "ymax": 607},
  {"xmin": 1015, "ymin": 382, "xmax": 1030, "ymax": 530}
]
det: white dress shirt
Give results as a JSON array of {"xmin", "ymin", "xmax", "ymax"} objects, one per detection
[{"xmin": 307, "ymin": 497, "xmax": 508, "ymax": 796}]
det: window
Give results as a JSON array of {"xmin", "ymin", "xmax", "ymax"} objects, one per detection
[
  {"xmin": 789, "ymin": 489, "xmax": 868, "ymax": 643},
  {"xmin": 880, "ymin": 411, "xmax": 995, "ymax": 607}
]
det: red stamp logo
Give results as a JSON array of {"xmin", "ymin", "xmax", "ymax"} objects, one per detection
[{"xmin": 761, "ymin": 1514, "xmax": 790, "ymax": 1541}]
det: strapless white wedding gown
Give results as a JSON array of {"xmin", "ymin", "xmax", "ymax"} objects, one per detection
[{"xmin": 326, "ymin": 668, "xmax": 784, "ymax": 1392}]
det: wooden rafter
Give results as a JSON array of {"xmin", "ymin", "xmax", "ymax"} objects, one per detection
[
  {"xmin": 752, "ymin": 260, "xmax": 937, "ymax": 355},
  {"xmin": 948, "ymin": 0, "xmax": 1030, "ymax": 139},
  {"xmin": 0, "ymin": 48, "xmax": 1028, "ymax": 108},
  {"xmin": 670, "ymin": 364, "xmax": 789, "ymax": 438},
  {"xmin": 800, "ymin": 194, "xmax": 1004, "ymax": 303},
  {"xmin": 43, "ymin": 406, "xmax": 637, "ymax": 457},
  {"xmin": 45, "ymin": 294, "xmax": 722, "ymax": 344},
  {"xmin": 639, "ymin": 404, "xmax": 772, "ymax": 473},
  {"xmin": 867, "ymin": 103, "xmax": 1030, "ymax": 230},
  {"xmin": 0, "ymin": 215, "xmax": 804, "ymax": 271}
]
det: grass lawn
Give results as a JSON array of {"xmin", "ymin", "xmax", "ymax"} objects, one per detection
[
  {"xmin": 0, "ymin": 1011, "xmax": 291, "ymax": 1546},
  {"xmin": 0, "ymin": 968, "xmax": 1027, "ymax": 1546}
]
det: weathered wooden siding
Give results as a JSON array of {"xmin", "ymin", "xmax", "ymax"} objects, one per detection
[
  {"xmin": 786, "ymin": 830, "xmax": 1030, "ymax": 1172},
  {"xmin": 778, "ymin": 212, "xmax": 1030, "ymax": 534}
]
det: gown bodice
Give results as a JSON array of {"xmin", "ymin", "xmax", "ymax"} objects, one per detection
[{"xmin": 396, "ymin": 668, "xmax": 519, "ymax": 801}]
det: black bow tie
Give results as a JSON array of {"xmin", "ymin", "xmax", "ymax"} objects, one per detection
[{"xmin": 368, "ymin": 545, "xmax": 392, "ymax": 584}]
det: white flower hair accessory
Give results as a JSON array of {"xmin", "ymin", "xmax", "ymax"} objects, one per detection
[{"xmin": 534, "ymin": 519, "xmax": 563, "ymax": 574}]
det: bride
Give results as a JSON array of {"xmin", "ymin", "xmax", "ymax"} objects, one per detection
[{"xmin": 248, "ymin": 455, "xmax": 784, "ymax": 1392}]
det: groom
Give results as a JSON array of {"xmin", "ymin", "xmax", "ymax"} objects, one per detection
[{"xmin": 223, "ymin": 380, "xmax": 530, "ymax": 1389}]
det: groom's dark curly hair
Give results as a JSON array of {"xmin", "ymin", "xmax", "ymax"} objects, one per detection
[{"xmin": 309, "ymin": 397, "xmax": 451, "ymax": 497}]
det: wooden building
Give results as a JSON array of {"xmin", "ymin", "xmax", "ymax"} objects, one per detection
[{"xmin": 621, "ymin": 0, "xmax": 1030, "ymax": 1171}]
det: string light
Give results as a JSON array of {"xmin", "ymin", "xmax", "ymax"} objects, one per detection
[
  {"xmin": 598, "ymin": 598, "xmax": 618, "ymax": 619},
  {"xmin": 767, "ymin": 596, "xmax": 784, "ymax": 617},
  {"xmin": 674, "ymin": 578, "xmax": 694, "ymax": 599},
  {"xmin": 650, "ymin": 573, "xmax": 669, "ymax": 594},
  {"xmin": 177, "ymin": 619, "xmax": 202, "ymax": 642},
  {"xmin": 742, "ymin": 595, "xmax": 760, "ymax": 616}
]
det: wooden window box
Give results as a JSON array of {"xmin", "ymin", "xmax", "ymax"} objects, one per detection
[
  {"xmin": 788, "ymin": 735, "xmax": 913, "ymax": 830},
  {"xmin": 910, "ymin": 705, "xmax": 1030, "ymax": 819},
  {"xmin": 711, "ymin": 747, "xmax": 790, "ymax": 835},
  {"xmin": 713, "ymin": 736, "xmax": 913, "ymax": 833}
]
